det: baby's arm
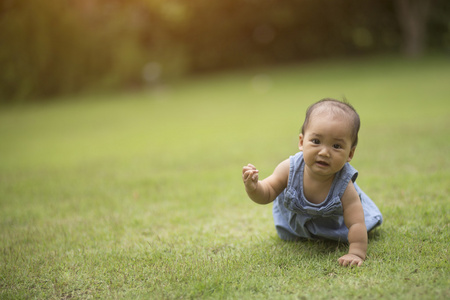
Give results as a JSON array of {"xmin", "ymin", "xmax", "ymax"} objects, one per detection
[
  {"xmin": 339, "ymin": 182, "xmax": 368, "ymax": 267},
  {"xmin": 242, "ymin": 159, "xmax": 289, "ymax": 205}
]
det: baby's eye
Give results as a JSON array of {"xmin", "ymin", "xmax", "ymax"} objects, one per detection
[
  {"xmin": 311, "ymin": 139, "xmax": 320, "ymax": 144},
  {"xmin": 333, "ymin": 144, "xmax": 342, "ymax": 149}
]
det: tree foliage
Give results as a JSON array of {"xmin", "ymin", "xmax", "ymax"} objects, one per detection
[{"xmin": 0, "ymin": 0, "xmax": 448, "ymax": 102}]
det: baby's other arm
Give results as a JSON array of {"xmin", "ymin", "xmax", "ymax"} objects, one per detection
[
  {"xmin": 242, "ymin": 159, "xmax": 289, "ymax": 205},
  {"xmin": 339, "ymin": 182, "xmax": 368, "ymax": 267}
]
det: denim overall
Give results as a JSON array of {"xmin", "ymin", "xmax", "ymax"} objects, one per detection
[{"xmin": 273, "ymin": 152, "xmax": 383, "ymax": 241}]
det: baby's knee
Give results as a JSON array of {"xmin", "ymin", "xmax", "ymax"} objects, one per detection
[{"xmin": 275, "ymin": 225, "xmax": 300, "ymax": 241}]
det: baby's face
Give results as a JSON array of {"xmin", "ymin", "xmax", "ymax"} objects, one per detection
[{"xmin": 299, "ymin": 111, "xmax": 355, "ymax": 179}]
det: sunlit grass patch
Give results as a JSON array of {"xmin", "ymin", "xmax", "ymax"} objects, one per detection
[{"xmin": 1, "ymin": 56, "xmax": 449, "ymax": 299}]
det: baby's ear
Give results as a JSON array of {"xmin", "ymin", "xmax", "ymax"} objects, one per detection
[
  {"xmin": 347, "ymin": 147, "xmax": 356, "ymax": 162},
  {"xmin": 298, "ymin": 134, "xmax": 304, "ymax": 151}
]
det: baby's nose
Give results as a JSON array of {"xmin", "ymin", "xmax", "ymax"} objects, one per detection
[{"xmin": 318, "ymin": 147, "xmax": 331, "ymax": 157}]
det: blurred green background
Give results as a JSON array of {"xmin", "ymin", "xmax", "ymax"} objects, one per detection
[
  {"xmin": 1, "ymin": 0, "xmax": 449, "ymax": 103},
  {"xmin": 1, "ymin": 2, "xmax": 450, "ymax": 297}
]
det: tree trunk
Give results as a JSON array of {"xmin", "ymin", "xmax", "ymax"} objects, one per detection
[{"xmin": 395, "ymin": 0, "xmax": 432, "ymax": 58}]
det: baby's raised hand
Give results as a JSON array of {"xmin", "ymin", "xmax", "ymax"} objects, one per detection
[
  {"xmin": 242, "ymin": 164, "xmax": 259, "ymax": 191},
  {"xmin": 338, "ymin": 254, "xmax": 364, "ymax": 267}
]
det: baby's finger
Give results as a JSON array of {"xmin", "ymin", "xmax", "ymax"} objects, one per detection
[
  {"xmin": 252, "ymin": 172, "xmax": 259, "ymax": 181},
  {"xmin": 243, "ymin": 170, "xmax": 256, "ymax": 181},
  {"xmin": 339, "ymin": 258, "xmax": 350, "ymax": 267},
  {"xmin": 243, "ymin": 167, "xmax": 257, "ymax": 174},
  {"xmin": 242, "ymin": 166, "xmax": 256, "ymax": 174},
  {"xmin": 349, "ymin": 260, "xmax": 359, "ymax": 267}
]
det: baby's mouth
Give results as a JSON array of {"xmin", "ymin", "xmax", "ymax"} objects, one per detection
[{"xmin": 316, "ymin": 160, "xmax": 330, "ymax": 167}]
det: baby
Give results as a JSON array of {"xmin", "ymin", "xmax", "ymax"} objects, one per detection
[{"xmin": 242, "ymin": 98, "xmax": 383, "ymax": 267}]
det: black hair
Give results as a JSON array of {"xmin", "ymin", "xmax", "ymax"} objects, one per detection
[{"xmin": 301, "ymin": 98, "xmax": 360, "ymax": 148}]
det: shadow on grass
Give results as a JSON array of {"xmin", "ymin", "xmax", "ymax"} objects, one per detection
[{"xmin": 262, "ymin": 226, "xmax": 385, "ymax": 266}]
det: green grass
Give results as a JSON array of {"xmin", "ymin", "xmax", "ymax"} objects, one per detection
[{"xmin": 1, "ymin": 55, "xmax": 449, "ymax": 299}]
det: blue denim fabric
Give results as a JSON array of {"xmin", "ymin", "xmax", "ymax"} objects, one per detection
[{"xmin": 273, "ymin": 152, "xmax": 383, "ymax": 242}]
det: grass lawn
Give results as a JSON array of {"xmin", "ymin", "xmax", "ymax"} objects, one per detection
[{"xmin": 1, "ymin": 55, "xmax": 449, "ymax": 299}]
